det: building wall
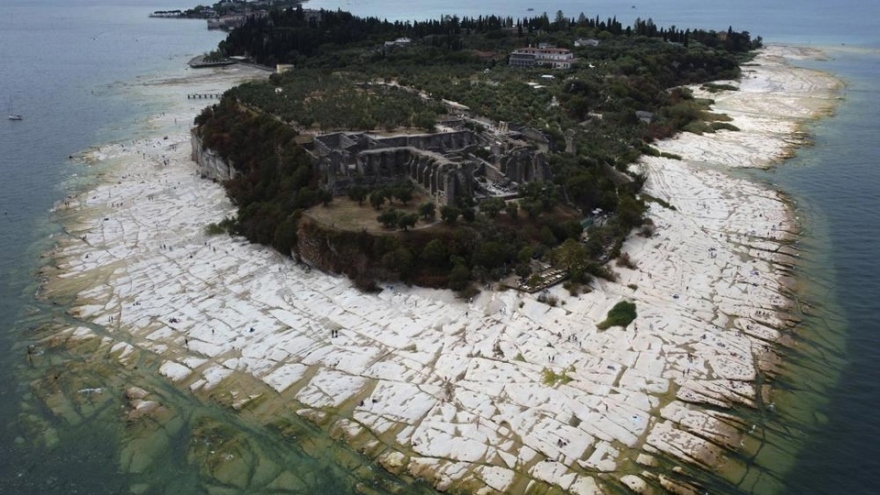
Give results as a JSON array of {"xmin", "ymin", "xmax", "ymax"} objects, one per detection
[{"xmin": 509, "ymin": 48, "xmax": 574, "ymax": 68}]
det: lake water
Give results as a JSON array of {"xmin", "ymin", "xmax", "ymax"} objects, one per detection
[{"xmin": 1, "ymin": 0, "xmax": 878, "ymax": 493}]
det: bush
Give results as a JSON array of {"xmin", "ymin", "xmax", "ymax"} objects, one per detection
[
  {"xmin": 205, "ymin": 222, "xmax": 226, "ymax": 236},
  {"xmin": 542, "ymin": 368, "xmax": 573, "ymax": 386},
  {"xmin": 596, "ymin": 300, "xmax": 637, "ymax": 330},
  {"xmin": 440, "ymin": 205, "xmax": 461, "ymax": 224},
  {"xmin": 448, "ymin": 262, "xmax": 471, "ymax": 291},
  {"xmin": 461, "ymin": 207, "xmax": 476, "ymax": 222},
  {"xmin": 377, "ymin": 208, "xmax": 402, "ymax": 228},
  {"xmin": 683, "ymin": 121, "xmax": 711, "ymax": 134},
  {"xmin": 418, "ymin": 202, "xmax": 436, "ymax": 220},
  {"xmin": 616, "ymin": 252, "xmax": 637, "ymax": 269},
  {"xmin": 398, "ymin": 213, "xmax": 419, "ymax": 231},
  {"xmin": 348, "ymin": 186, "xmax": 368, "ymax": 205},
  {"xmin": 641, "ymin": 193, "xmax": 676, "ymax": 211},
  {"xmin": 588, "ymin": 264, "xmax": 617, "ymax": 282},
  {"xmin": 701, "ymin": 82, "xmax": 739, "ymax": 93},
  {"xmin": 457, "ymin": 284, "xmax": 480, "ymax": 300},
  {"xmin": 711, "ymin": 122, "xmax": 740, "ymax": 132},
  {"xmin": 480, "ymin": 197, "xmax": 505, "ymax": 219},
  {"xmin": 205, "ymin": 216, "xmax": 236, "ymax": 235}
]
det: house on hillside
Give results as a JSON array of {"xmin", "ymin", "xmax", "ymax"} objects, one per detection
[
  {"xmin": 574, "ymin": 38, "xmax": 600, "ymax": 47},
  {"xmin": 508, "ymin": 47, "xmax": 574, "ymax": 69},
  {"xmin": 383, "ymin": 37, "xmax": 413, "ymax": 55},
  {"xmin": 635, "ymin": 111, "xmax": 654, "ymax": 124}
]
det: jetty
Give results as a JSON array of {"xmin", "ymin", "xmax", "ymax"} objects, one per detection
[
  {"xmin": 187, "ymin": 55, "xmax": 236, "ymax": 69},
  {"xmin": 186, "ymin": 93, "xmax": 223, "ymax": 100}
]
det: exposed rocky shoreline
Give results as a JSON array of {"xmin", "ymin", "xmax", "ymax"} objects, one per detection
[{"xmin": 36, "ymin": 45, "xmax": 842, "ymax": 494}]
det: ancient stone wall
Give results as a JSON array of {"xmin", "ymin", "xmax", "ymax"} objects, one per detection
[
  {"xmin": 327, "ymin": 147, "xmax": 473, "ymax": 205},
  {"xmin": 368, "ymin": 130, "xmax": 481, "ymax": 153},
  {"xmin": 314, "ymin": 132, "xmax": 481, "ymax": 206},
  {"xmin": 312, "ymin": 129, "xmax": 550, "ymax": 205},
  {"xmin": 498, "ymin": 147, "xmax": 552, "ymax": 184}
]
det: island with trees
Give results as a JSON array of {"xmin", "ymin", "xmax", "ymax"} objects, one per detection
[{"xmin": 191, "ymin": 7, "xmax": 761, "ymax": 297}]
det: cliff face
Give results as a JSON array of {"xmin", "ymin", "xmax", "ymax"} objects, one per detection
[
  {"xmin": 296, "ymin": 220, "xmax": 395, "ymax": 289},
  {"xmin": 191, "ymin": 132, "xmax": 237, "ymax": 182}
]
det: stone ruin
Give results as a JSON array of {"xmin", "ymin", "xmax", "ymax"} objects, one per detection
[
  {"xmin": 307, "ymin": 128, "xmax": 553, "ymax": 206},
  {"xmin": 310, "ymin": 131, "xmax": 478, "ymax": 206}
]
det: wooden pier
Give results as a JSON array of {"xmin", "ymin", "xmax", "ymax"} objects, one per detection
[{"xmin": 186, "ymin": 93, "xmax": 223, "ymax": 100}]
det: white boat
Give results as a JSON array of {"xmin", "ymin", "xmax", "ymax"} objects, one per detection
[{"xmin": 7, "ymin": 98, "xmax": 22, "ymax": 121}]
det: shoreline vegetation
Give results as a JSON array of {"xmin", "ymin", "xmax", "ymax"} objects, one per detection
[{"xmin": 31, "ymin": 7, "xmax": 842, "ymax": 495}]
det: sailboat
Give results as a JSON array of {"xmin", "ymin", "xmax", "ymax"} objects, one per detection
[{"xmin": 7, "ymin": 98, "xmax": 23, "ymax": 121}]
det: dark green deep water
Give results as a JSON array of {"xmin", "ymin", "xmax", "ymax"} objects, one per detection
[
  {"xmin": 1, "ymin": 1, "xmax": 879, "ymax": 494},
  {"xmin": 760, "ymin": 49, "xmax": 880, "ymax": 495}
]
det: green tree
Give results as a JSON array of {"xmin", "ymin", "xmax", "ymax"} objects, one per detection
[
  {"xmin": 555, "ymin": 219, "xmax": 584, "ymax": 241},
  {"xmin": 616, "ymin": 194, "xmax": 645, "ymax": 229},
  {"xmin": 523, "ymin": 200, "xmax": 543, "ymax": 219},
  {"xmin": 472, "ymin": 241, "xmax": 507, "ymax": 270},
  {"xmin": 272, "ymin": 213, "xmax": 299, "ymax": 256},
  {"xmin": 448, "ymin": 262, "xmax": 471, "ymax": 291},
  {"xmin": 378, "ymin": 208, "xmax": 401, "ymax": 228},
  {"xmin": 382, "ymin": 247, "xmax": 414, "ymax": 278},
  {"xmin": 370, "ymin": 190, "xmax": 387, "ymax": 210},
  {"xmin": 480, "ymin": 197, "xmax": 505, "ymax": 219},
  {"xmin": 567, "ymin": 172, "xmax": 602, "ymax": 209},
  {"xmin": 554, "ymin": 10, "xmax": 568, "ymax": 29},
  {"xmin": 440, "ymin": 205, "xmax": 461, "ymax": 224},
  {"xmin": 392, "ymin": 184, "xmax": 414, "ymax": 205},
  {"xmin": 320, "ymin": 188, "xmax": 333, "ymax": 206},
  {"xmin": 550, "ymin": 238, "xmax": 591, "ymax": 282},
  {"xmin": 538, "ymin": 226, "xmax": 556, "ymax": 246},
  {"xmin": 398, "ymin": 212, "xmax": 419, "ymax": 231},
  {"xmin": 584, "ymin": 232, "xmax": 605, "ymax": 257},
  {"xmin": 414, "ymin": 112, "xmax": 436, "ymax": 132},
  {"xmin": 517, "ymin": 246, "xmax": 534, "ymax": 264},
  {"xmin": 419, "ymin": 202, "xmax": 436, "ymax": 220},
  {"xmin": 348, "ymin": 186, "xmax": 368, "ymax": 205},
  {"xmin": 504, "ymin": 201, "xmax": 519, "ymax": 221},
  {"xmin": 461, "ymin": 207, "xmax": 476, "ymax": 222},
  {"xmin": 421, "ymin": 239, "xmax": 449, "ymax": 266}
]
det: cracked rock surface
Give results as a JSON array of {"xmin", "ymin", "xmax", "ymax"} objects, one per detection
[{"xmin": 43, "ymin": 45, "xmax": 841, "ymax": 494}]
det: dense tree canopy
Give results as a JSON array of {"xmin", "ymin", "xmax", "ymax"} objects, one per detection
[
  {"xmin": 195, "ymin": 8, "xmax": 762, "ymax": 292},
  {"xmin": 194, "ymin": 99, "xmax": 320, "ymax": 251},
  {"xmin": 220, "ymin": 7, "xmax": 760, "ymax": 67}
]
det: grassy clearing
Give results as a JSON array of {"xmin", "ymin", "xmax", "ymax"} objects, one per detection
[
  {"xmin": 304, "ymin": 193, "xmax": 438, "ymax": 233},
  {"xmin": 597, "ymin": 300, "xmax": 637, "ymax": 330}
]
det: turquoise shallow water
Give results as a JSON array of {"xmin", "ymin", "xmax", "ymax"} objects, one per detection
[
  {"xmin": 0, "ymin": 4, "xmax": 441, "ymax": 494},
  {"xmin": 0, "ymin": 2, "xmax": 224, "ymax": 491},
  {"xmin": 1, "ymin": 1, "xmax": 879, "ymax": 493}
]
